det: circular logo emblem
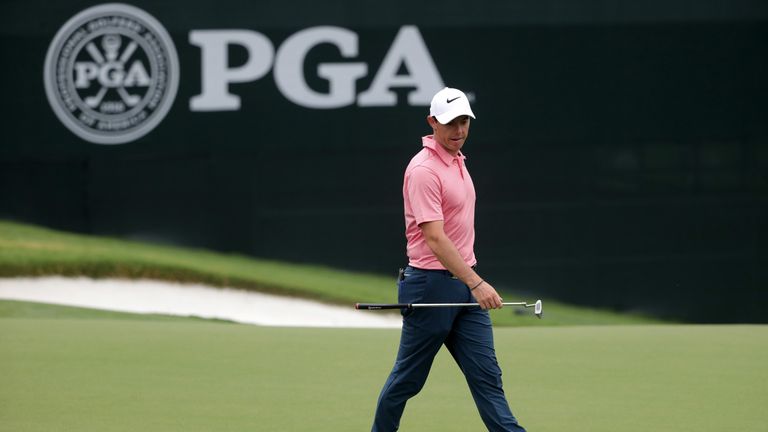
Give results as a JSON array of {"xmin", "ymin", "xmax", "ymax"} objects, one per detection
[{"xmin": 44, "ymin": 3, "xmax": 179, "ymax": 145}]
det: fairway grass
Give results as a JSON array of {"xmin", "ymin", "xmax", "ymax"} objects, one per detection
[{"xmin": 1, "ymin": 312, "xmax": 766, "ymax": 431}]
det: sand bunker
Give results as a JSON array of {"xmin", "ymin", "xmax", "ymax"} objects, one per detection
[{"xmin": 0, "ymin": 277, "xmax": 401, "ymax": 328}]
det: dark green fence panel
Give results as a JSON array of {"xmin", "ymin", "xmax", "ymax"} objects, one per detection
[{"xmin": 1, "ymin": 1, "xmax": 766, "ymax": 322}]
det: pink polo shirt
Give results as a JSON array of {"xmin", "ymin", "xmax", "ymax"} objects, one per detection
[{"xmin": 403, "ymin": 135, "xmax": 477, "ymax": 269}]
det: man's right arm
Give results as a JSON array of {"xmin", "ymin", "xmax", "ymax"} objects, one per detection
[{"xmin": 420, "ymin": 220, "xmax": 503, "ymax": 309}]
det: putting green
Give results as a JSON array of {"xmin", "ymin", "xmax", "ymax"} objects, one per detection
[{"xmin": 1, "ymin": 314, "xmax": 766, "ymax": 431}]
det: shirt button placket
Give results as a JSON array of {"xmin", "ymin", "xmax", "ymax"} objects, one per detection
[{"xmin": 456, "ymin": 158, "xmax": 464, "ymax": 180}]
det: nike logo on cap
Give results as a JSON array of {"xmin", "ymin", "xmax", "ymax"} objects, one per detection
[{"xmin": 446, "ymin": 96, "xmax": 461, "ymax": 103}]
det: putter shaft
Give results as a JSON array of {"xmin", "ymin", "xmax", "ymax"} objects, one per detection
[
  {"xmin": 410, "ymin": 302, "xmax": 530, "ymax": 308},
  {"xmin": 355, "ymin": 300, "xmax": 542, "ymax": 318}
]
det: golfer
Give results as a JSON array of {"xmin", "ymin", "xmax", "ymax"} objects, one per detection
[{"xmin": 371, "ymin": 87, "xmax": 526, "ymax": 431}]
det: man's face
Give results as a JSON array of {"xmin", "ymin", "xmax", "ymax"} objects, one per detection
[{"xmin": 428, "ymin": 115, "xmax": 471, "ymax": 155}]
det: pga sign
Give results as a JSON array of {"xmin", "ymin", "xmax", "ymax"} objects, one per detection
[
  {"xmin": 44, "ymin": 4, "xmax": 445, "ymax": 144},
  {"xmin": 190, "ymin": 26, "xmax": 444, "ymax": 111}
]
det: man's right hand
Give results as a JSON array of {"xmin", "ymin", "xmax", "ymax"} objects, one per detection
[{"xmin": 472, "ymin": 280, "xmax": 503, "ymax": 309}]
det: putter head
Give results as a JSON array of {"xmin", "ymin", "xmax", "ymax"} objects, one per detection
[{"xmin": 534, "ymin": 300, "xmax": 542, "ymax": 318}]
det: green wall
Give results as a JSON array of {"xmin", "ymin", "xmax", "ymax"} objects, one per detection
[{"xmin": 1, "ymin": 1, "xmax": 766, "ymax": 322}]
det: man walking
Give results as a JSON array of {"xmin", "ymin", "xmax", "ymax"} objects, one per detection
[{"xmin": 371, "ymin": 87, "xmax": 527, "ymax": 432}]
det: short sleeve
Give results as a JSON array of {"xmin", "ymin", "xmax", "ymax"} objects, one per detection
[{"xmin": 406, "ymin": 166, "xmax": 443, "ymax": 225}]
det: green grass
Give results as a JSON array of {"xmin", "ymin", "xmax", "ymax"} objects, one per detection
[
  {"xmin": 0, "ymin": 220, "xmax": 390, "ymax": 304},
  {"xmin": 0, "ymin": 220, "xmax": 660, "ymax": 326},
  {"xmin": 0, "ymin": 221, "xmax": 764, "ymax": 431},
  {"xmin": 0, "ymin": 300, "xmax": 234, "ymax": 324},
  {"xmin": 1, "ymin": 303, "xmax": 766, "ymax": 432}
]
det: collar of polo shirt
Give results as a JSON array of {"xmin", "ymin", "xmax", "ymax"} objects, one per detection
[{"xmin": 422, "ymin": 135, "xmax": 466, "ymax": 166}]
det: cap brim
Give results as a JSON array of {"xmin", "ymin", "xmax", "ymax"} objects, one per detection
[{"xmin": 434, "ymin": 108, "xmax": 476, "ymax": 124}]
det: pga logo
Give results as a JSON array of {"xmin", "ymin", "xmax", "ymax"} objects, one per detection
[
  {"xmin": 189, "ymin": 26, "xmax": 444, "ymax": 110},
  {"xmin": 44, "ymin": 3, "xmax": 179, "ymax": 145},
  {"xmin": 44, "ymin": 3, "xmax": 445, "ymax": 144}
]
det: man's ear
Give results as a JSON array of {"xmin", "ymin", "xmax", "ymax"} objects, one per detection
[{"xmin": 426, "ymin": 115, "xmax": 437, "ymax": 129}]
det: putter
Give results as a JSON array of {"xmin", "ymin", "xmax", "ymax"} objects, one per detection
[{"xmin": 356, "ymin": 299, "xmax": 543, "ymax": 318}]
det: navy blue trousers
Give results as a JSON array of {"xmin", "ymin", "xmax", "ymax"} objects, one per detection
[{"xmin": 371, "ymin": 267, "xmax": 526, "ymax": 432}]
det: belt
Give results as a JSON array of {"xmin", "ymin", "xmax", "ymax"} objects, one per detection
[{"xmin": 406, "ymin": 265, "xmax": 476, "ymax": 280}]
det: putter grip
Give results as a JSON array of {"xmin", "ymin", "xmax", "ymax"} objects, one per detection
[{"xmin": 355, "ymin": 303, "xmax": 410, "ymax": 310}]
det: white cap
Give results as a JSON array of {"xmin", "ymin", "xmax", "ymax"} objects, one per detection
[{"xmin": 429, "ymin": 87, "xmax": 476, "ymax": 124}]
